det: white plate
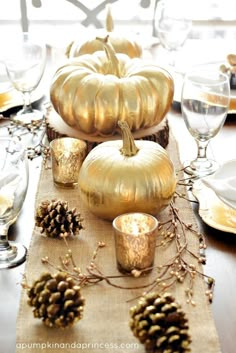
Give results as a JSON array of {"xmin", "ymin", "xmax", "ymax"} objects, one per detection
[
  {"xmin": 219, "ymin": 195, "xmax": 236, "ymax": 210},
  {"xmin": 201, "ymin": 160, "xmax": 236, "ymax": 210},
  {"xmin": 192, "ymin": 179, "xmax": 236, "ymax": 234}
]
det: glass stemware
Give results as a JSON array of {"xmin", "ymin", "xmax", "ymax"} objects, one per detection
[
  {"xmin": 4, "ymin": 32, "xmax": 46, "ymax": 124},
  {"xmin": 0, "ymin": 138, "xmax": 29, "ymax": 269},
  {"xmin": 154, "ymin": 0, "xmax": 192, "ymax": 68},
  {"xmin": 181, "ymin": 69, "xmax": 230, "ymax": 177}
]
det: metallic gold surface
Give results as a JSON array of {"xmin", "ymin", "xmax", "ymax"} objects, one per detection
[
  {"xmin": 50, "ymin": 137, "xmax": 87, "ymax": 188},
  {"xmin": 113, "ymin": 213, "xmax": 158, "ymax": 273},
  {"xmin": 78, "ymin": 121, "xmax": 176, "ymax": 221},
  {"xmin": 67, "ymin": 8, "xmax": 142, "ymax": 59},
  {"xmin": 69, "ymin": 33, "xmax": 142, "ymax": 59},
  {"xmin": 50, "ymin": 38, "xmax": 174, "ymax": 137}
]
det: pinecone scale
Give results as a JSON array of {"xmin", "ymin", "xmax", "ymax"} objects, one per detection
[
  {"xmin": 27, "ymin": 271, "xmax": 85, "ymax": 328},
  {"xmin": 35, "ymin": 199, "xmax": 84, "ymax": 238},
  {"xmin": 129, "ymin": 292, "xmax": 191, "ymax": 353}
]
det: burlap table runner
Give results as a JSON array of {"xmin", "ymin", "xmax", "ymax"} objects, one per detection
[{"xmin": 16, "ymin": 131, "xmax": 221, "ymax": 353}]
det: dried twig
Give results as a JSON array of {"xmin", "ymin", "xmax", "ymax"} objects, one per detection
[
  {"xmin": 5, "ymin": 113, "xmax": 51, "ymax": 166},
  {"xmin": 28, "ymin": 165, "xmax": 215, "ymax": 305}
]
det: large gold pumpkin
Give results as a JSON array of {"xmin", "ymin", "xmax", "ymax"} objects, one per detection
[
  {"xmin": 67, "ymin": 7, "xmax": 142, "ymax": 59},
  {"xmin": 78, "ymin": 121, "xmax": 176, "ymax": 221},
  {"xmin": 50, "ymin": 37, "xmax": 174, "ymax": 137}
]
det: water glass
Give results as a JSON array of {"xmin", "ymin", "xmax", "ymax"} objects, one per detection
[{"xmin": 181, "ymin": 69, "xmax": 230, "ymax": 177}]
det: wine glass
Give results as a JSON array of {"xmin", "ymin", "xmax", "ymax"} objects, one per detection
[
  {"xmin": 181, "ymin": 69, "xmax": 230, "ymax": 177},
  {"xmin": 4, "ymin": 32, "xmax": 46, "ymax": 124},
  {"xmin": 0, "ymin": 138, "xmax": 29, "ymax": 269},
  {"xmin": 154, "ymin": 0, "xmax": 192, "ymax": 67}
]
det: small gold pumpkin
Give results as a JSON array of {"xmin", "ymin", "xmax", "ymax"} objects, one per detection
[
  {"xmin": 78, "ymin": 121, "xmax": 176, "ymax": 221},
  {"xmin": 50, "ymin": 36, "xmax": 174, "ymax": 137},
  {"xmin": 67, "ymin": 6, "xmax": 142, "ymax": 59}
]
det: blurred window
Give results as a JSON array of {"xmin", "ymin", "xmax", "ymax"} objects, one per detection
[{"xmin": 0, "ymin": 0, "xmax": 236, "ymax": 40}]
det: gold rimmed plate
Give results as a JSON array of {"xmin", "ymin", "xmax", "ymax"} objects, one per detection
[
  {"xmin": 0, "ymin": 72, "xmax": 43, "ymax": 113},
  {"xmin": 192, "ymin": 179, "xmax": 236, "ymax": 234}
]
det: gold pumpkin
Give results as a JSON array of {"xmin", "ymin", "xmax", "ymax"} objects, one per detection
[
  {"xmin": 67, "ymin": 6, "xmax": 142, "ymax": 59},
  {"xmin": 78, "ymin": 121, "xmax": 176, "ymax": 221},
  {"xmin": 50, "ymin": 37, "xmax": 174, "ymax": 137}
]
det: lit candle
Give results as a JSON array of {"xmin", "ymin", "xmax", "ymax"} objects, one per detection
[{"xmin": 113, "ymin": 213, "xmax": 158, "ymax": 273}]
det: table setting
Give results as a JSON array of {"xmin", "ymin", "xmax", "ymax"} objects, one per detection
[
  {"xmin": 0, "ymin": 67, "xmax": 44, "ymax": 115},
  {"xmin": 0, "ymin": 3, "xmax": 236, "ymax": 353}
]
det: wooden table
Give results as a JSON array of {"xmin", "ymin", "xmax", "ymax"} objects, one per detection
[{"xmin": 1, "ymin": 37, "xmax": 236, "ymax": 353}]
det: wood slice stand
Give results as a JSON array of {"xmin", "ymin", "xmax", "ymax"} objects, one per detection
[{"xmin": 45, "ymin": 105, "xmax": 170, "ymax": 152}]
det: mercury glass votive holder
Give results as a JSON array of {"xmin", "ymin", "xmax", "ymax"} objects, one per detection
[
  {"xmin": 113, "ymin": 212, "xmax": 158, "ymax": 273},
  {"xmin": 50, "ymin": 137, "xmax": 87, "ymax": 188}
]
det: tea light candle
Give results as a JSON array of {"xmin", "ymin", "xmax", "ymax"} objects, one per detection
[
  {"xmin": 50, "ymin": 137, "xmax": 87, "ymax": 188},
  {"xmin": 113, "ymin": 212, "xmax": 158, "ymax": 273}
]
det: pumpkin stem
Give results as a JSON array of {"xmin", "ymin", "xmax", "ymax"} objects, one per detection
[
  {"xmin": 96, "ymin": 35, "xmax": 120, "ymax": 77},
  {"xmin": 105, "ymin": 5, "xmax": 114, "ymax": 32},
  {"xmin": 118, "ymin": 121, "xmax": 139, "ymax": 157}
]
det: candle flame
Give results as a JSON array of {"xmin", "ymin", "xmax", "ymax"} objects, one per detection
[{"xmin": 120, "ymin": 214, "xmax": 151, "ymax": 235}]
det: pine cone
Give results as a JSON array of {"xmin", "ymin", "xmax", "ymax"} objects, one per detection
[
  {"xmin": 27, "ymin": 271, "xmax": 85, "ymax": 328},
  {"xmin": 35, "ymin": 199, "xmax": 84, "ymax": 238},
  {"xmin": 129, "ymin": 292, "xmax": 191, "ymax": 353}
]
